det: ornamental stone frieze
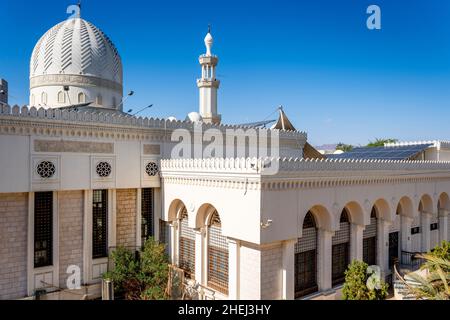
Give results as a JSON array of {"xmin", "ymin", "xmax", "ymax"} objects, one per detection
[{"xmin": 30, "ymin": 74, "xmax": 123, "ymax": 94}]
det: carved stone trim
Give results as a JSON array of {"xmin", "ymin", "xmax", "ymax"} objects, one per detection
[
  {"xmin": 34, "ymin": 139, "xmax": 114, "ymax": 154},
  {"xmin": 30, "ymin": 74, "xmax": 123, "ymax": 94}
]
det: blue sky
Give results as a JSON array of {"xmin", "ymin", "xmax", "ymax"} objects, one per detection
[{"xmin": 1, "ymin": 0, "xmax": 450, "ymax": 145}]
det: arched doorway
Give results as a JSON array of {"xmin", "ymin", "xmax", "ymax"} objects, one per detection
[
  {"xmin": 295, "ymin": 211, "xmax": 318, "ymax": 298},
  {"xmin": 331, "ymin": 209, "xmax": 351, "ymax": 286}
]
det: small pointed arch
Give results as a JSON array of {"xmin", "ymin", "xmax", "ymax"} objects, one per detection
[
  {"xmin": 167, "ymin": 199, "xmax": 187, "ymax": 222},
  {"xmin": 419, "ymin": 194, "xmax": 434, "ymax": 214},
  {"xmin": 342, "ymin": 201, "xmax": 366, "ymax": 226},
  {"xmin": 58, "ymin": 91, "xmax": 65, "ymax": 103},
  {"xmin": 302, "ymin": 211, "xmax": 317, "ymax": 229},
  {"xmin": 372, "ymin": 198, "xmax": 392, "ymax": 222},
  {"xmin": 304, "ymin": 205, "xmax": 333, "ymax": 231},
  {"xmin": 397, "ymin": 196, "xmax": 414, "ymax": 218},
  {"xmin": 196, "ymin": 203, "xmax": 221, "ymax": 229},
  {"xmin": 78, "ymin": 92, "xmax": 86, "ymax": 103},
  {"xmin": 438, "ymin": 192, "xmax": 449, "ymax": 211},
  {"xmin": 41, "ymin": 92, "xmax": 48, "ymax": 105}
]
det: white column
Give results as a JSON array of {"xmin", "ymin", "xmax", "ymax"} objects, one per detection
[
  {"xmin": 281, "ymin": 239, "xmax": 296, "ymax": 300},
  {"xmin": 318, "ymin": 229, "xmax": 333, "ymax": 291},
  {"xmin": 227, "ymin": 239, "xmax": 240, "ymax": 300},
  {"xmin": 194, "ymin": 228, "xmax": 204, "ymax": 285},
  {"xmin": 351, "ymin": 223, "xmax": 364, "ymax": 261},
  {"xmin": 420, "ymin": 212, "xmax": 431, "ymax": 252},
  {"xmin": 377, "ymin": 219, "xmax": 391, "ymax": 277},
  {"xmin": 439, "ymin": 209, "xmax": 448, "ymax": 242},
  {"xmin": 401, "ymin": 216, "xmax": 413, "ymax": 252},
  {"xmin": 170, "ymin": 221, "xmax": 178, "ymax": 265}
]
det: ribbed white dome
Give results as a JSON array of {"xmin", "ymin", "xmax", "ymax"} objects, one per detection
[{"xmin": 30, "ymin": 18, "xmax": 122, "ymax": 84}]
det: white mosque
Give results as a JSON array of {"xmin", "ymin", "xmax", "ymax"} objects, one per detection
[{"xmin": 0, "ymin": 7, "xmax": 449, "ymax": 300}]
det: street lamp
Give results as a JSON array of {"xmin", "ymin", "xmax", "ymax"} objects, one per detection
[{"xmin": 118, "ymin": 90, "xmax": 134, "ymax": 110}]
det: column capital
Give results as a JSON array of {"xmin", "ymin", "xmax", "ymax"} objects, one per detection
[
  {"xmin": 420, "ymin": 211, "xmax": 433, "ymax": 218},
  {"xmin": 438, "ymin": 209, "xmax": 449, "ymax": 217},
  {"xmin": 194, "ymin": 227, "xmax": 206, "ymax": 236},
  {"xmin": 227, "ymin": 238, "xmax": 240, "ymax": 246}
]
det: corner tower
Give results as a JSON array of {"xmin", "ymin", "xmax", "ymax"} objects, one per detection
[{"xmin": 197, "ymin": 27, "xmax": 221, "ymax": 124}]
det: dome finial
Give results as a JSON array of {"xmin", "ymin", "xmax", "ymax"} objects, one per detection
[
  {"xmin": 77, "ymin": 0, "xmax": 82, "ymax": 18},
  {"xmin": 204, "ymin": 25, "xmax": 213, "ymax": 56}
]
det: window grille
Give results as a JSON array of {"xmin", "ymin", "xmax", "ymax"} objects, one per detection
[
  {"xmin": 430, "ymin": 223, "xmax": 439, "ymax": 231},
  {"xmin": 363, "ymin": 212, "xmax": 377, "ymax": 266},
  {"xmin": 145, "ymin": 162, "xmax": 159, "ymax": 177},
  {"xmin": 96, "ymin": 162, "xmax": 112, "ymax": 178},
  {"xmin": 141, "ymin": 188, "xmax": 154, "ymax": 246},
  {"xmin": 159, "ymin": 219, "xmax": 170, "ymax": 256},
  {"xmin": 332, "ymin": 209, "xmax": 350, "ymax": 286},
  {"xmin": 389, "ymin": 232, "xmax": 399, "ymax": 267},
  {"xmin": 93, "ymin": 190, "xmax": 108, "ymax": 259},
  {"xmin": 179, "ymin": 210, "xmax": 195, "ymax": 279},
  {"xmin": 34, "ymin": 192, "xmax": 53, "ymax": 268},
  {"xmin": 36, "ymin": 161, "xmax": 56, "ymax": 179},
  {"xmin": 208, "ymin": 212, "xmax": 228, "ymax": 295},
  {"xmin": 295, "ymin": 212, "xmax": 318, "ymax": 298},
  {"xmin": 363, "ymin": 237, "xmax": 377, "ymax": 266}
]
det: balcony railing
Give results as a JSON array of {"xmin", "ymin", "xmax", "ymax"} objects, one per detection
[{"xmin": 400, "ymin": 251, "xmax": 426, "ymax": 271}]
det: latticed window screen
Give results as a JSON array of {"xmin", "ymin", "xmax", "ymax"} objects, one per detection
[
  {"xmin": 208, "ymin": 212, "xmax": 229, "ymax": 295},
  {"xmin": 34, "ymin": 192, "xmax": 53, "ymax": 268},
  {"xmin": 159, "ymin": 219, "xmax": 170, "ymax": 256},
  {"xmin": 332, "ymin": 209, "xmax": 350, "ymax": 286},
  {"xmin": 92, "ymin": 190, "xmax": 108, "ymax": 259},
  {"xmin": 295, "ymin": 212, "xmax": 318, "ymax": 298},
  {"xmin": 179, "ymin": 210, "xmax": 195, "ymax": 278},
  {"xmin": 141, "ymin": 188, "xmax": 154, "ymax": 246},
  {"xmin": 363, "ymin": 209, "xmax": 377, "ymax": 265}
]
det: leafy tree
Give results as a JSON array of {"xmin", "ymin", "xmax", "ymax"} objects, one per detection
[
  {"xmin": 366, "ymin": 138, "xmax": 398, "ymax": 147},
  {"xmin": 336, "ymin": 142, "xmax": 354, "ymax": 152},
  {"xmin": 103, "ymin": 238, "xmax": 169, "ymax": 300},
  {"xmin": 342, "ymin": 260, "xmax": 389, "ymax": 300}
]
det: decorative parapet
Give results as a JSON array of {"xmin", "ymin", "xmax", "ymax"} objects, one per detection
[
  {"xmin": 0, "ymin": 104, "xmax": 307, "ymax": 139},
  {"xmin": 161, "ymin": 157, "xmax": 450, "ymax": 173}
]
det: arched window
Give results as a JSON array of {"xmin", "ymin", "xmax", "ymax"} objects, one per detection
[
  {"xmin": 295, "ymin": 211, "xmax": 318, "ymax": 298},
  {"xmin": 31, "ymin": 94, "xmax": 35, "ymax": 106},
  {"xmin": 363, "ymin": 207, "xmax": 377, "ymax": 266},
  {"xmin": 331, "ymin": 209, "xmax": 350, "ymax": 286},
  {"xmin": 78, "ymin": 92, "xmax": 86, "ymax": 104},
  {"xmin": 96, "ymin": 94, "xmax": 103, "ymax": 106},
  {"xmin": 57, "ymin": 91, "xmax": 65, "ymax": 103},
  {"xmin": 207, "ymin": 211, "xmax": 228, "ymax": 295},
  {"xmin": 178, "ymin": 208, "xmax": 195, "ymax": 279},
  {"xmin": 41, "ymin": 92, "xmax": 47, "ymax": 105}
]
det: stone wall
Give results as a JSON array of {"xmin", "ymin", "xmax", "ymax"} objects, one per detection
[
  {"xmin": 260, "ymin": 244, "xmax": 282, "ymax": 300},
  {"xmin": 58, "ymin": 191, "xmax": 84, "ymax": 288},
  {"xmin": 239, "ymin": 243, "xmax": 261, "ymax": 299},
  {"xmin": 0, "ymin": 193, "xmax": 28, "ymax": 299},
  {"xmin": 116, "ymin": 189, "xmax": 137, "ymax": 247}
]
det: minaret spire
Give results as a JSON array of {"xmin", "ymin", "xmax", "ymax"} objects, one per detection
[{"xmin": 197, "ymin": 26, "xmax": 221, "ymax": 124}]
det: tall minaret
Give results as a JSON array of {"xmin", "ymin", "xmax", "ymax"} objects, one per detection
[{"xmin": 197, "ymin": 26, "xmax": 221, "ymax": 124}]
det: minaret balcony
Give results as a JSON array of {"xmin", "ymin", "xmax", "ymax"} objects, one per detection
[
  {"xmin": 199, "ymin": 55, "xmax": 219, "ymax": 65},
  {"xmin": 197, "ymin": 79, "xmax": 220, "ymax": 88}
]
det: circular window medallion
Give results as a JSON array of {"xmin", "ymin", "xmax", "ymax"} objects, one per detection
[
  {"xmin": 145, "ymin": 162, "xmax": 159, "ymax": 176},
  {"xmin": 96, "ymin": 162, "xmax": 112, "ymax": 178},
  {"xmin": 36, "ymin": 161, "xmax": 56, "ymax": 179}
]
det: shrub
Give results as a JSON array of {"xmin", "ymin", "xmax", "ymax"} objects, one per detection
[
  {"xmin": 342, "ymin": 260, "xmax": 389, "ymax": 300},
  {"xmin": 103, "ymin": 238, "xmax": 169, "ymax": 300}
]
